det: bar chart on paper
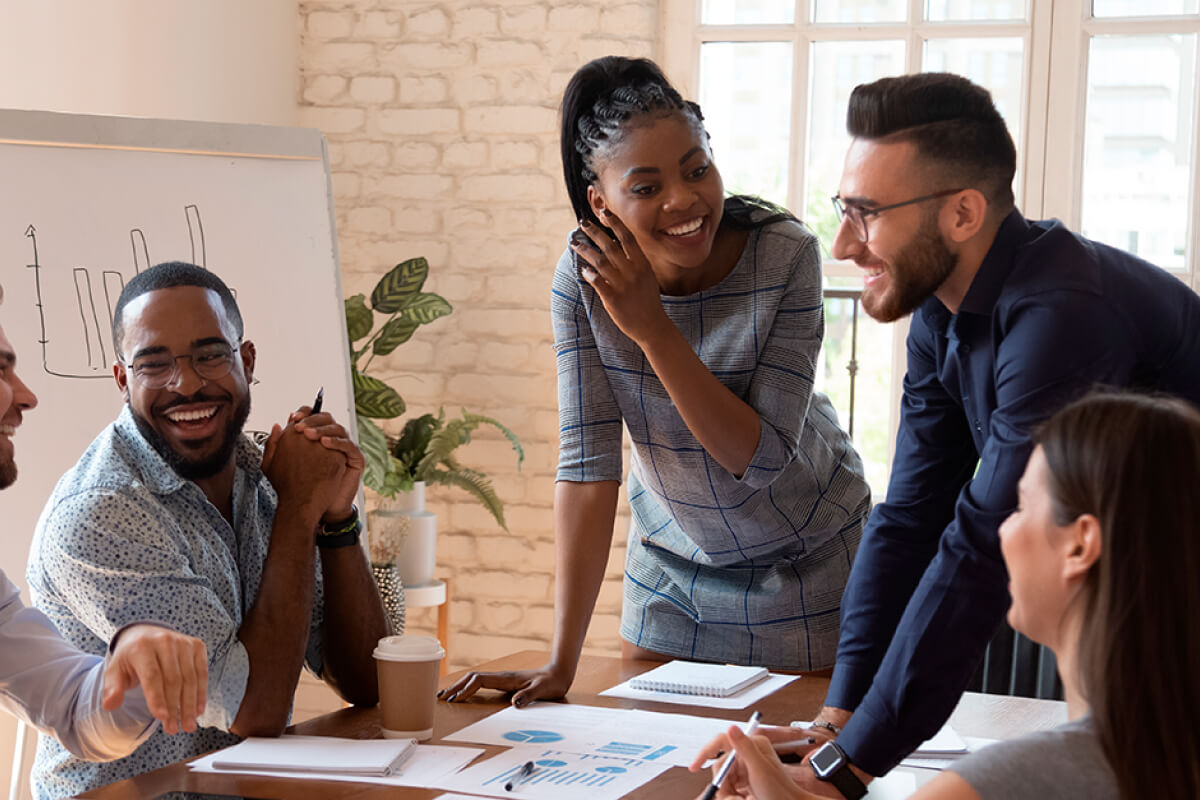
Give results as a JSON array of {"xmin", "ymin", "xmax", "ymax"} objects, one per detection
[
  {"xmin": 444, "ymin": 703, "xmax": 733, "ymax": 767},
  {"xmin": 438, "ymin": 747, "xmax": 672, "ymax": 800}
]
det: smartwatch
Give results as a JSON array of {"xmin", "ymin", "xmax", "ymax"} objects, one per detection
[{"xmin": 809, "ymin": 741, "xmax": 868, "ymax": 800}]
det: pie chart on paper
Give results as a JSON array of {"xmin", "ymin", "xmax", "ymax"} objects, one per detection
[{"xmin": 502, "ymin": 729, "xmax": 565, "ymax": 743}]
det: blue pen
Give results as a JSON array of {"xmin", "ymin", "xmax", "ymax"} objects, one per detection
[
  {"xmin": 702, "ymin": 710, "xmax": 762, "ymax": 800},
  {"xmin": 311, "ymin": 386, "xmax": 323, "ymax": 414}
]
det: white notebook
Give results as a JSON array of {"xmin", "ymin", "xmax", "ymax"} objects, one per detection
[
  {"xmin": 210, "ymin": 734, "xmax": 417, "ymax": 776},
  {"xmin": 628, "ymin": 660, "xmax": 770, "ymax": 698}
]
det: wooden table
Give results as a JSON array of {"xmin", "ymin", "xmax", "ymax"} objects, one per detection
[{"xmin": 75, "ymin": 650, "xmax": 1067, "ymax": 799}]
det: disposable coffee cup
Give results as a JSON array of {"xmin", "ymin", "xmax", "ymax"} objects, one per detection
[{"xmin": 373, "ymin": 634, "xmax": 445, "ymax": 740}]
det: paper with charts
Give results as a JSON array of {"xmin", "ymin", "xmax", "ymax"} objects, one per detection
[
  {"xmin": 443, "ymin": 702, "xmax": 737, "ymax": 768},
  {"xmin": 436, "ymin": 745, "xmax": 672, "ymax": 799}
]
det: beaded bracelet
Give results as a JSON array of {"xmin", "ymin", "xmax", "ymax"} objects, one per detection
[
  {"xmin": 321, "ymin": 504, "xmax": 359, "ymax": 535},
  {"xmin": 316, "ymin": 522, "xmax": 361, "ymax": 549},
  {"xmin": 316, "ymin": 505, "xmax": 361, "ymax": 549},
  {"xmin": 810, "ymin": 720, "xmax": 842, "ymax": 737}
]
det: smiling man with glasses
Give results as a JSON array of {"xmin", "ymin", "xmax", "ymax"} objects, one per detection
[
  {"xmin": 736, "ymin": 73, "xmax": 1200, "ymax": 800},
  {"xmin": 25, "ymin": 262, "xmax": 388, "ymax": 799}
]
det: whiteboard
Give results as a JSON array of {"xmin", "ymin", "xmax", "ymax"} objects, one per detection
[{"xmin": 0, "ymin": 109, "xmax": 353, "ymax": 591}]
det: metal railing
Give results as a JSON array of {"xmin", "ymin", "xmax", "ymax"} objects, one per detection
[{"xmin": 823, "ymin": 288, "xmax": 863, "ymax": 438}]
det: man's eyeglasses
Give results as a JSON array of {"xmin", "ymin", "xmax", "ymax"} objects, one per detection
[
  {"xmin": 831, "ymin": 188, "xmax": 964, "ymax": 244},
  {"xmin": 120, "ymin": 341, "xmax": 239, "ymax": 390}
]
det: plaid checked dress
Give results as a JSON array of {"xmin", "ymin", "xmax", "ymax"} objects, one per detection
[{"xmin": 552, "ymin": 204, "xmax": 871, "ymax": 670}]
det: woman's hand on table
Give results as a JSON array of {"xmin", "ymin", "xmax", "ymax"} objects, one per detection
[{"xmin": 437, "ymin": 662, "xmax": 573, "ymax": 708}]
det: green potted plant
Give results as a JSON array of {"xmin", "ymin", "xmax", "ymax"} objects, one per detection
[{"xmin": 346, "ymin": 257, "xmax": 523, "ymax": 602}]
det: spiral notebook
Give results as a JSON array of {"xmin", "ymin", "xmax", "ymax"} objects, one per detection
[
  {"xmin": 628, "ymin": 660, "xmax": 770, "ymax": 698},
  {"xmin": 210, "ymin": 734, "xmax": 417, "ymax": 776}
]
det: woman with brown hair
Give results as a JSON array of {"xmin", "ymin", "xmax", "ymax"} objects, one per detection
[{"xmin": 697, "ymin": 390, "xmax": 1200, "ymax": 799}]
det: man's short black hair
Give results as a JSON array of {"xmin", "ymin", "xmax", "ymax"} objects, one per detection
[
  {"xmin": 111, "ymin": 262, "xmax": 243, "ymax": 357},
  {"xmin": 847, "ymin": 72, "xmax": 1017, "ymax": 214}
]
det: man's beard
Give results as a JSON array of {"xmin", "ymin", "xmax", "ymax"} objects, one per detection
[
  {"xmin": 862, "ymin": 212, "xmax": 957, "ymax": 323},
  {"xmin": 0, "ymin": 458, "xmax": 16, "ymax": 490},
  {"xmin": 132, "ymin": 393, "xmax": 251, "ymax": 482}
]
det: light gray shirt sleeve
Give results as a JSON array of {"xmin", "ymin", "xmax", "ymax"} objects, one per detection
[
  {"xmin": 949, "ymin": 716, "xmax": 1118, "ymax": 800},
  {"xmin": 0, "ymin": 570, "xmax": 156, "ymax": 761},
  {"xmin": 36, "ymin": 488, "xmax": 248, "ymax": 731}
]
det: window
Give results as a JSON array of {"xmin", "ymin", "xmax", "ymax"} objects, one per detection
[
  {"xmin": 662, "ymin": 0, "xmax": 1200, "ymax": 496},
  {"xmin": 1047, "ymin": 8, "xmax": 1199, "ymax": 278}
]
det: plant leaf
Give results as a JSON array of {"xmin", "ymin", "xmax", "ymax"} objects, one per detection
[
  {"xmin": 371, "ymin": 257, "xmax": 428, "ymax": 313},
  {"xmin": 401, "ymin": 293, "xmax": 453, "ymax": 325},
  {"xmin": 426, "ymin": 466, "xmax": 508, "ymax": 530},
  {"xmin": 462, "ymin": 409, "xmax": 525, "ymax": 471},
  {"xmin": 412, "ymin": 408, "xmax": 524, "ymax": 482},
  {"xmin": 344, "ymin": 294, "xmax": 373, "ymax": 343},
  {"xmin": 372, "ymin": 317, "xmax": 419, "ymax": 355},
  {"xmin": 352, "ymin": 369, "xmax": 406, "ymax": 419},
  {"xmin": 380, "ymin": 467, "xmax": 412, "ymax": 496},
  {"xmin": 356, "ymin": 416, "xmax": 391, "ymax": 493},
  {"xmin": 393, "ymin": 413, "xmax": 439, "ymax": 464}
]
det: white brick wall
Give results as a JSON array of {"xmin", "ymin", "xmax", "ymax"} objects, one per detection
[{"xmin": 299, "ymin": 1, "xmax": 657, "ymax": 671}]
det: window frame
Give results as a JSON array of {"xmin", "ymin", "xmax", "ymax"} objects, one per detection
[{"xmin": 659, "ymin": 0, "xmax": 1200, "ymax": 477}]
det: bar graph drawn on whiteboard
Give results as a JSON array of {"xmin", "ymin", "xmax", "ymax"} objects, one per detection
[{"xmin": 23, "ymin": 204, "xmax": 208, "ymax": 379}]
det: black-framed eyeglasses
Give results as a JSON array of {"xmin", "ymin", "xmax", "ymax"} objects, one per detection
[
  {"xmin": 831, "ymin": 188, "xmax": 964, "ymax": 244},
  {"xmin": 120, "ymin": 341, "xmax": 239, "ymax": 390}
]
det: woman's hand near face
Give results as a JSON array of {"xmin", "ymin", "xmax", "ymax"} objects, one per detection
[{"xmin": 571, "ymin": 212, "xmax": 673, "ymax": 347}]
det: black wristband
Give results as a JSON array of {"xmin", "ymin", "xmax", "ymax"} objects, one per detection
[
  {"xmin": 321, "ymin": 504, "xmax": 359, "ymax": 535},
  {"xmin": 810, "ymin": 742, "xmax": 867, "ymax": 800},
  {"xmin": 316, "ymin": 519, "xmax": 361, "ymax": 549}
]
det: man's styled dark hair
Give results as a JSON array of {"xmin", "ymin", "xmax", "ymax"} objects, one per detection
[
  {"xmin": 847, "ymin": 72, "xmax": 1016, "ymax": 214},
  {"xmin": 111, "ymin": 261, "xmax": 243, "ymax": 356},
  {"xmin": 559, "ymin": 56, "xmax": 707, "ymax": 228}
]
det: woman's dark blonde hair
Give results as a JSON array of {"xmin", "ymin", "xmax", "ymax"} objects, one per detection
[{"xmin": 1036, "ymin": 391, "xmax": 1200, "ymax": 799}]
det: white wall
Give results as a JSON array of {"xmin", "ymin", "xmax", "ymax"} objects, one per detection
[
  {"xmin": 300, "ymin": 0, "xmax": 658, "ymax": 673},
  {"xmin": 0, "ymin": 3, "xmax": 300, "ymax": 796},
  {"xmin": 0, "ymin": 0, "xmax": 299, "ymax": 125}
]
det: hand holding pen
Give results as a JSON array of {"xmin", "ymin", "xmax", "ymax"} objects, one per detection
[
  {"xmin": 705, "ymin": 721, "xmax": 816, "ymax": 800},
  {"xmin": 701, "ymin": 710, "xmax": 762, "ymax": 800}
]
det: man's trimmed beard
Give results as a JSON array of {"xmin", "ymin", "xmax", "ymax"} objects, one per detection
[
  {"xmin": 132, "ymin": 393, "xmax": 252, "ymax": 481},
  {"xmin": 0, "ymin": 458, "xmax": 16, "ymax": 489},
  {"xmin": 862, "ymin": 210, "xmax": 957, "ymax": 323}
]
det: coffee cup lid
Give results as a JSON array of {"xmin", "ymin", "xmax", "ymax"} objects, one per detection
[{"xmin": 373, "ymin": 634, "xmax": 445, "ymax": 662}]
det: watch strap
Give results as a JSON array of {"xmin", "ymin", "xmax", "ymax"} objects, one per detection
[
  {"xmin": 812, "ymin": 742, "xmax": 868, "ymax": 800},
  {"xmin": 321, "ymin": 504, "xmax": 360, "ymax": 535},
  {"xmin": 317, "ymin": 506, "xmax": 362, "ymax": 549},
  {"xmin": 316, "ymin": 523, "xmax": 361, "ymax": 548}
]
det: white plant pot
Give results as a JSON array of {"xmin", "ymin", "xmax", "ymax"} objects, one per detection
[{"xmin": 369, "ymin": 482, "xmax": 438, "ymax": 588}]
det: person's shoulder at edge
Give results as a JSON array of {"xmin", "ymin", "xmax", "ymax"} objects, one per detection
[
  {"xmin": 948, "ymin": 716, "xmax": 1117, "ymax": 800},
  {"xmin": 724, "ymin": 201, "xmax": 820, "ymax": 294},
  {"xmin": 552, "ymin": 242, "xmax": 587, "ymax": 294},
  {"xmin": 1006, "ymin": 212, "xmax": 1183, "ymax": 300},
  {"xmin": 726, "ymin": 196, "xmax": 816, "ymax": 248},
  {"xmin": 34, "ymin": 417, "xmax": 145, "ymax": 526}
]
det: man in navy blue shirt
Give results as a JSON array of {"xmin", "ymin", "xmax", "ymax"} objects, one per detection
[{"xmin": 793, "ymin": 73, "xmax": 1200, "ymax": 797}]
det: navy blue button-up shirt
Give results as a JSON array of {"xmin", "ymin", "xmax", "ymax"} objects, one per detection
[{"xmin": 828, "ymin": 210, "xmax": 1200, "ymax": 775}]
